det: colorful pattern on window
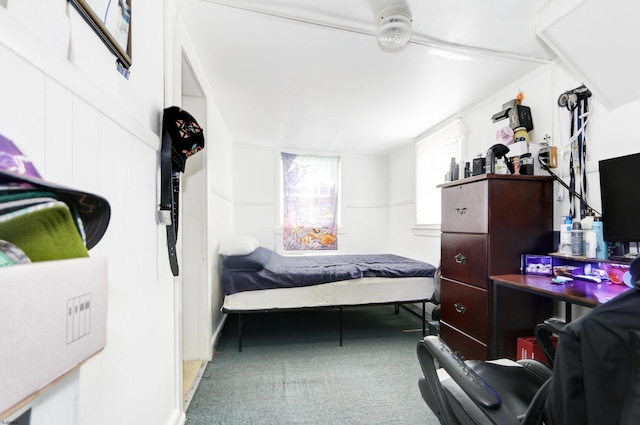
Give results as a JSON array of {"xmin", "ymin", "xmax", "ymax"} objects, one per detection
[{"xmin": 282, "ymin": 152, "xmax": 339, "ymax": 251}]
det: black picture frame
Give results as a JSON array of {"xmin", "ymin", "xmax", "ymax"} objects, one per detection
[{"xmin": 69, "ymin": 0, "xmax": 132, "ymax": 68}]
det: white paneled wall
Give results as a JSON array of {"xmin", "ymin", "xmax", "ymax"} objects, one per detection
[
  {"xmin": 0, "ymin": 3, "xmax": 182, "ymax": 425},
  {"xmin": 232, "ymin": 145, "xmax": 392, "ymax": 254}
]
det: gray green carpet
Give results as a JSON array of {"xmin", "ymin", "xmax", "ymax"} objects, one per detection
[{"xmin": 185, "ymin": 306, "xmax": 441, "ymax": 424}]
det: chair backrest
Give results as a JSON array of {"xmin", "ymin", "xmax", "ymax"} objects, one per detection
[
  {"xmin": 546, "ymin": 288, "xmax": 640, "ymax": 424},
  {"xmin": 416, "ymin": 338, "xmax": 460, "ymax": 425},
  {"xmin": 417, "ymin": 336, "xmax": 537, "ymax": 425},
  {"xmin": 621, "ymin": 330, "xmax": 640, "ymax": 425}
]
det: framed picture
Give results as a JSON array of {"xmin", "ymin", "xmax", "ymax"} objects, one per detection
[{"xmin": 69, "ymin": 0, "xmax": 132, "ymax": 68}]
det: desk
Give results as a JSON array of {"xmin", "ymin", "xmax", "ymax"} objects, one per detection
[{"xmin": 490, "ymin": 274, "xmax": 630, "ymax": 359}]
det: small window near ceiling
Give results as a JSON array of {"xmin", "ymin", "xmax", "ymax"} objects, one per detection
[
  {"xmin": 415, "ymin": 119, "xmax": 464, "ymax": 225},
  {"xmin": 281, "ymin": 152, "xmax": 340, "ymax": 251}
]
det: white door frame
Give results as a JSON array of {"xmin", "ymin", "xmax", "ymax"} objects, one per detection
[{"xmin": 165, "ymin": 3, "xmax": 213, "ymax": 417}]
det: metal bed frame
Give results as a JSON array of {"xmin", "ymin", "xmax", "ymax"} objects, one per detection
[{"xmin": 225, "ymin": 299, "xmax": 428, "ymax": 352}]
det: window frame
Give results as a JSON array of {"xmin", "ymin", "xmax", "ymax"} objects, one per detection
[
  {"xmin": 415, "ymin": 117, "xmax": 464, "ymax": 227},
  {"xmin": 278, "ymin": 151, "xmax": 342, "ymax": 252}
]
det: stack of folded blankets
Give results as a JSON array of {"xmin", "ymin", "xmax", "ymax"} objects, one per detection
[{"xmin": 0, "ymin": 133, "xmax": 110, "ymax": 266}]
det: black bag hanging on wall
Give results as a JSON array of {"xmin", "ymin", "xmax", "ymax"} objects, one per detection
[{"xmin": 159, "ymin": 106, "xmax": 205, "ymax": 276}]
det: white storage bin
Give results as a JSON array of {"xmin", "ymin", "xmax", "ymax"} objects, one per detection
[{"xmin": 0, "ymin": 257, "xmax": 107, "ymax": 419}]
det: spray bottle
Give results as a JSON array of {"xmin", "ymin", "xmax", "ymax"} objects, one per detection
[
  {"xmin": 559, "ymin": 216, "xmax": 572, "ymax": 255},
  {"xmin": 571, "ymin": 221, "xmax": 585, "ymax": 257},
  {"xmin": 591, "ymin": 217, "xmax": 607, "ymax": 260}
]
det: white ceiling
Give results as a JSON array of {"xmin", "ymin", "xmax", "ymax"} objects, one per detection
[{"xmin": 176, "ymin": 0, "xmax": 556, "ymax": 155}]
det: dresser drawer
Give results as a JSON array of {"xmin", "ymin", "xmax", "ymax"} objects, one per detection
[
  {"xmin": 439, "ymin": 322, "xmax": 488, "ymax": 361},
  {"xmin": 441, "ymin": 180, "xmax": 488, "ymax": 233},
  {"xmin": 440, "ymin": 278, "xmax": 489, "ymax": 343},
  {"xmin": 441, "ymin": 233, "xmax": 488, "ymax": 288}
]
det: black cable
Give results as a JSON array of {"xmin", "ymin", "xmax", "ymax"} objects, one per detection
[{"xmin": 537, "ymin": 155, "xmax": 601, "ymax": 217}]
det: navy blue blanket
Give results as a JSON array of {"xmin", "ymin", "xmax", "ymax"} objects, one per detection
[{"xmin": 221, "ymin": 247, "xmax": 436, "ymax": 295}]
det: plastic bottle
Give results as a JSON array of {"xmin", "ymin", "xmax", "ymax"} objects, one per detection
[
  {"xmin": 592, "ymin": 217, "xmax": 607, "ymax": 260},
  {"xmin": 495, "ymin": 157, "xmax": 509, "ymax": 174},
  {"xmin": 559, "ymin": 216, "xmax": 572, "ymax": 255},
  {"xmin": 450, "ymin": 157, "xmax": 458, "ymax": 181},
  {"xmin": 585, "ymin": 230, "xmax": 597, "ymax": 258},
  {"xmin": 464, "ymin": 162, "xmax": 471, "ymax": 178},
  {"xmin": 571, "ymin": 221, "xmax": 585, "ymax": 257}
]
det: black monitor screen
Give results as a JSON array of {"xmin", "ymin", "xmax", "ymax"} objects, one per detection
[{"xmin": 599, "ymin": 152, "xmax": 640, "ymax": 243}]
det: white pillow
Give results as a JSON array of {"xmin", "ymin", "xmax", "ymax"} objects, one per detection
[{"xmin": 218, "ymin": 236, "xmax": 259, "ymax": 256}]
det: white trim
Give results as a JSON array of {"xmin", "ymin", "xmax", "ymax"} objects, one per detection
[
  {"xmin": 344, "ymin": 202, "xmax": 388, "ymax": 209},
  {"xmin": 389, "ymin": 198, "xmax": 414, "ymax": 207},
  {"xmin": 234, "ymin": 199, "xmax": 276, "ymax": 207},
  {"xmin": 211, "ymin": 185, "xmax": 233, "ymax": 203},
  {"xmin": 411, "ymin": 224, "xmax": 442, "ymax": 237},
  {"xmin": 413, "ymin": 115, "xmax": 465, "ymax": 145},
  {"xmin": 164, "ymin": 409, "xmax": 186, "ymax": 425}
]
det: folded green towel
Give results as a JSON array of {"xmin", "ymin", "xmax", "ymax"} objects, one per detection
[{"xmin": 0, "ymin": 201, "xmax": 89, "ymax": 262}]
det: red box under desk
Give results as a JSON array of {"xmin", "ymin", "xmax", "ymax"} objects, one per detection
[{"xmin": 517, "ymin": 335, "xmax": 557, "ymax": 364}]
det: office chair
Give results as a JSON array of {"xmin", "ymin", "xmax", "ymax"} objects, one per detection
[
  {"xmin": 417, "ymin": 286, "xmax": 640, "ymax": 425},
  {"xmin": 532, "ymin": 319, "xmax": 564, "ymax": 368},
  {"xmin": 417, "ymin": 335, "xmax": 552, "ymax": 425}
]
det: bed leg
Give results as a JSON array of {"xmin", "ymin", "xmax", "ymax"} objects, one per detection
[
  {"xmin": 339, "ymin": 306, "xmax": 343, "ymax": 347},
  {"xmin": 394, "ymin": 303, "xmax": 400, "ymax": 314},
  {"xmin": 238, "ymin": 314, "xmax": 244, "ymax": 352},
  {"xmin": 422, "ymin": 301, "xmax": 426, "ymax": 337}
]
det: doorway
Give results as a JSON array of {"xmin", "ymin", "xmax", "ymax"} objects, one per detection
[{"xmin": 179, "ymin": 54, "xmax": 211, "ymax": 408}]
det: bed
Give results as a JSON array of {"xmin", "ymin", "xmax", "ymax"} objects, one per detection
[{"xmin": 219, "ymin": 237, "xmax": 437, "ymax": 350}]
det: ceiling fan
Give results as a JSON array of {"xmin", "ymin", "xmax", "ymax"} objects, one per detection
[{"xmin": 198, "ymin": 0, "xmax": 551, "ymax": 64}]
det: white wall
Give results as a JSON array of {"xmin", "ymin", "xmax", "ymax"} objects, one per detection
[
  {"xmin": 0, "ymin": 2, "xmax": 176, "ymax": 424},
  {"xmin": 388, "ymin": 59, "xmax": 640, "ymax": 317},
  {"xmin": 463, "ymin": 61, "xmax": 640, "ymax": 231},
  {"xmin": 232, "ymin": 145, "xmax": 392, "ymax": 255},
  {"xmin": 0, "ymin": 1, "xmax": 235, "ymax": 424},
  {"xmin": 389, "ymin": 144, "xmax": 441, "ymax": 265}
]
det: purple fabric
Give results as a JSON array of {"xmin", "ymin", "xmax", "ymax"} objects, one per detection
[
  {"xmin": 0, "ymin": 133, "xmax": 42, "ymax": 178},
  {"xmin": 221, "ymin": 247, "xmax": 436, "ymax": 295}
]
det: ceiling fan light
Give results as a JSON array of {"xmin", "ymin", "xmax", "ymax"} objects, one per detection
[{"xmin": 376, "ymin": 6, "xmax": 412, "ymax": 52}]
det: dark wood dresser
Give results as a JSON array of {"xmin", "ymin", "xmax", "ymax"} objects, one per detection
[{"xmin": 438, "ymin": 174, "xmax": 555, "ymax": 360}]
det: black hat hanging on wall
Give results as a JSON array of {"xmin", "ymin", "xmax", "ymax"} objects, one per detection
[{"xmin": 159, "ymin": 106, "xmax": 205, "ymax": 276}]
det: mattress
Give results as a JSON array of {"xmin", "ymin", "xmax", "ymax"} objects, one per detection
[
  {"xmin": 222, "ymin": 275, "xmax": 435, "ymax": 312},
  {"xmin": 221, "ymin": 247, "xmax": 437, "ymax": 295}
]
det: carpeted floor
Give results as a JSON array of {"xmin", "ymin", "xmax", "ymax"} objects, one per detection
[{"xmin": 185, "ymin": 306, "xmax": 440, "ymax": 424}]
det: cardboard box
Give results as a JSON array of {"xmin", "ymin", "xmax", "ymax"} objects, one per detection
[
  {"xmin": 517, "ymin": 335, "xmax": 557, "ymax": 364},
  {"xmin": 0, "ymin": 257, "xmax": 107, "ymax": 419}
]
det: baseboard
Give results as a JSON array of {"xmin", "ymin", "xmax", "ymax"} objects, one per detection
[
  {"xmin": 165, "ymin": 409, "xmax": 186, "ymax": 425},
  {"xmin": 211, "ymin": 314, "xmax": 228, "ymax": 353}
]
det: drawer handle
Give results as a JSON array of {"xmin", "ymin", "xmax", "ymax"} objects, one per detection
[
  {"xmin": 454, "ymin": 253, "xmax": 466, "ymax": 264},
  {"xmin": 455, "ymin": 204, "xmax": 467, "ymax": 215},
  {"xmin": 454, "ymin": 302, "xmax": 466, "ymax": 314}
]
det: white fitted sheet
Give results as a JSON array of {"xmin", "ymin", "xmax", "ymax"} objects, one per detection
[{"xmin": 222, "ymin": 276, "xmax": 435, "ymax": 312}]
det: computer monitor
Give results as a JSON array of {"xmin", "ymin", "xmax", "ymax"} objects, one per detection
[{"xmin": 598, "ymin": 153, "xmax": 640, "ymax": 245}]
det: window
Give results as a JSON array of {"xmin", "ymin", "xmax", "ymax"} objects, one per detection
[
  {"xmin": 281, "ymin": 152, "xmax": 340, "ymax": 251},
  {"xmin": 415, "ymin": 118, "xmax": 464, "ymax": 225}
]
